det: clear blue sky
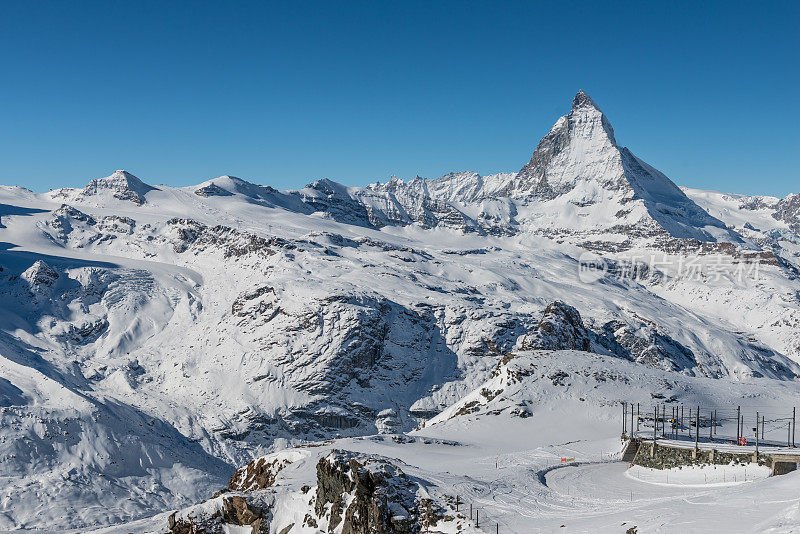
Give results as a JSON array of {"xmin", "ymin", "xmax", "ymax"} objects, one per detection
[{"xmin": 1, "ymin": 1, "xmax": 797, "ymax": 196}]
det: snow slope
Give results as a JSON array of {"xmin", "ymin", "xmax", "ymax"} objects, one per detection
[{"xmin": 97, "ymin": 350, "xmax": 800, "ymax": 533}]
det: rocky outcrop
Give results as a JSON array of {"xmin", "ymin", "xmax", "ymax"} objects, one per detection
[
  {"xmin": 520, "ymin": 302, "xmax": 705, "ymax": 375},
  {"xmin": 315, "ymin": 450, "xmax": 425, "ymax": 534},
  {"xmin": 168, "ymin": 495, "xmax": 270, "ymax": 534},
  {"xmin": 167, "ymin": 218, "xmax": 289, "ymax": 257},
  {"xmin": 597, "ymin": 320, "xmax": 698, "ymax": 374},
  {"xmin": 169, "ymin": 450, "xmax": 439, "ymax": 534},
  {"xmin": 228, "ymin": 455, "xmax": 292, "ymax": 492},
  {"xmin": 49, "ymin": 170, "xmax": 157, "ymax": 205},
  {"xmin": 20, "ymin": 260, "xmax": 59, "ymax": 295},
  {"xmin": 521, "ymin": 301, "xmax": 591, "ymax": 351},
  {"xmin": 774, "ymin": 193, "xmax": 800, "ymax": 233},
  {"xmin": 194, "ymin": 182, "xmax": 233, "ymax": 197}
]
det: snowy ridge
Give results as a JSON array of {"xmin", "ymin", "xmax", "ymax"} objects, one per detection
[{"xmin": 49, "ymin": 170, "xmax": 158, "ymax": 206}]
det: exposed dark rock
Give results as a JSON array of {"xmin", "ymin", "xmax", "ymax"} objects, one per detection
[
  {"xmin": 228, "ymin": 455, "xmax": 293, "ymax": 492},
  {"xmin": 774, "ymin": 193, "xmax": 800, "ymax": 233},
  {"xmin": 21, "ymin": 260, "xmax": 59, "ymax": 295},
  {"xmin": 167, "ymin": 218, "xmax": 289, "ymax": 257},
  {"xmin": 521, "ymin": 301, "xmax": 590, "ymax": 352},
  {"xmin": 315, "ymin": 450, "xmax": 426, "ymax": 533},
  {"xmin": 195, "ymin": 183, "xmax": 233, "ymax": 197},
  {"xmin": 596, "ymin": 320, "xmax": 697, "ymax": 373},
  {"xmin": 168, "ymin": 495, "xmax": 269, "ymax": 534}
]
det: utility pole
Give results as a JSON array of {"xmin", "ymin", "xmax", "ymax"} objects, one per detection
[
  {"xmin": 789, "ymin": 422, "xmax": 792, "ymax": 448},
  {"xmin": 793, "ymin": 407, "xmax": 796, "ymax": 447},
  {"xmin": 631, "ymin": 404, "xmax": 634, "ymax": 437},
  {"xmin": 654, "ymin": 405, "xmax": 658, "ymax": 436},
  {"xmin": 756, "ymin": 411, "xmax": 759, "ymax": 458},
  {"xmin": 623, "ymin": 402, "xmax": 627, "ymax": 436},
  {"xmin": 659, "ymin": 405, "xmax": 663, "ymax": 436},
  {"xmin": 681, "ymin": 405, "xmax": 684, "ymax": 437},
  {"xmin": 675, "ymin": 406, "xmax": 678, "ymax": 439},
  {"xmin": 656, "ymin": 405, "xmax": 659, "ymax": 436},
  {"xmin": 709, "ymin": 409, "xmax": 713, "ymax": 441},
  {"xmin": 762, "ymin": 416, "xmax": 765, "ymax": 442},
  {"xmin": 737, "ymin": 406, "xmax": 741, "ymax": 442},
  {"xmin": 637, "ymin": 403, "xmax": 640, "ymax": 431},
  {"xmin": 694, "ymin": 406, "xmax": 700, "ymax": 450},
  {"xmin": 695, "ymin": 406, "xmax": 700, "ymax": 451},
  {"xmin": 653, "ymin": 406, "xmax": 657, "ymax": 443}
]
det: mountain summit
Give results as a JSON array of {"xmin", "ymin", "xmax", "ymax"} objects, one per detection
[
  {"xmin": 503, "ymin": 91, "xmax": 743, "ymax": 243},
  {"xmin": 49, "ymin": 169, "xmax": 158, "ymax": 206},
  {"xmin": 571, "ymin": 89, "xmax": 602, "ymax": 111},
  {"xmin": 368, "ymin": 91, "xmax": 742, "ymax": 246}
]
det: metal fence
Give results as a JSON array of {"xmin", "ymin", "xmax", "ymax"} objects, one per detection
[{"xmin": 621, "ymin": 401, "xmax": 798, "ymax": 453}]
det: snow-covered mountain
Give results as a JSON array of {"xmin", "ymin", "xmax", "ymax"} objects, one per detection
[{"xmin": 1, "ymin": 91, "xmax": 800, "ymax": 531}]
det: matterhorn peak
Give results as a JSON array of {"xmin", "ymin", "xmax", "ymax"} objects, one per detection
[
  {"xmin": 508, "ymin": 90, "xmax": 618, "ymax": 199},
  {"xmin": 567, "ymin": 90, "xmax": 615, "ymax": 144},
  {"xmin": 571, "ymin": 89, "xmax": 601, "ymax": 111}
]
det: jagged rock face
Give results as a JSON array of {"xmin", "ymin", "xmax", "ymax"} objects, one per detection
[
  {"xmin": 316, "ymin": 451, "xmax": 422, "ymax": 534},
  {"xmin": 168, "ymin": 218, "xmax": 288, "ymax": 257},
  {"xmin": 296, "ymin": 178, "xmax": 488, "ymax": 234},
  {"xmin": 228, "ymin": 452, "xmax": 294, "ymax": 492},
  {"xmin": 521, "ymin": 301, "xmax": 591, "ymax": 352},
  {"xmin": 597, "ymin": 320, "xmax": 697, "ymax": 374},
  {"xmin": 509, "ymin": 90, "xmax": 620, "ymax": 199},
  {"xmin": 775, "ymin": 193, "xmax": 800, "ymax": 232},
  {"xmin": 50, "ymin": 170, "xmax": 157, "ymax": 205},
  {"xmin": 194, "ymin": 182, "xmax": 233, "ymax": 197},
  {"xmin": 169, "ymin": 495, "xmax": 269, "ymax": 534},
  {"xmin": 169, "ymin": 448, "xmax": 444, "ymax": 534},
  {"xmin": 519, "ymin": 302, "xmax": 708, "ymax": 375},
  {"xmin": 20, "ymin": 260, "xmax": 59, "ymax": 295},
  {"xmin": 367, "ymin": 173, "xmax": 518, "ymax": 235}
]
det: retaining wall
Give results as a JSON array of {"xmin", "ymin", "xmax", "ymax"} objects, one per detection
[{"xmin": 629, "ymin": 439, "xmax": 770, "ymax": 470}]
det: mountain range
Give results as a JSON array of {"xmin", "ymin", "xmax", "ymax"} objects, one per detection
[{"xmin": 1, "ymin": 91, "xmax": 799, "ymax": 532}]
